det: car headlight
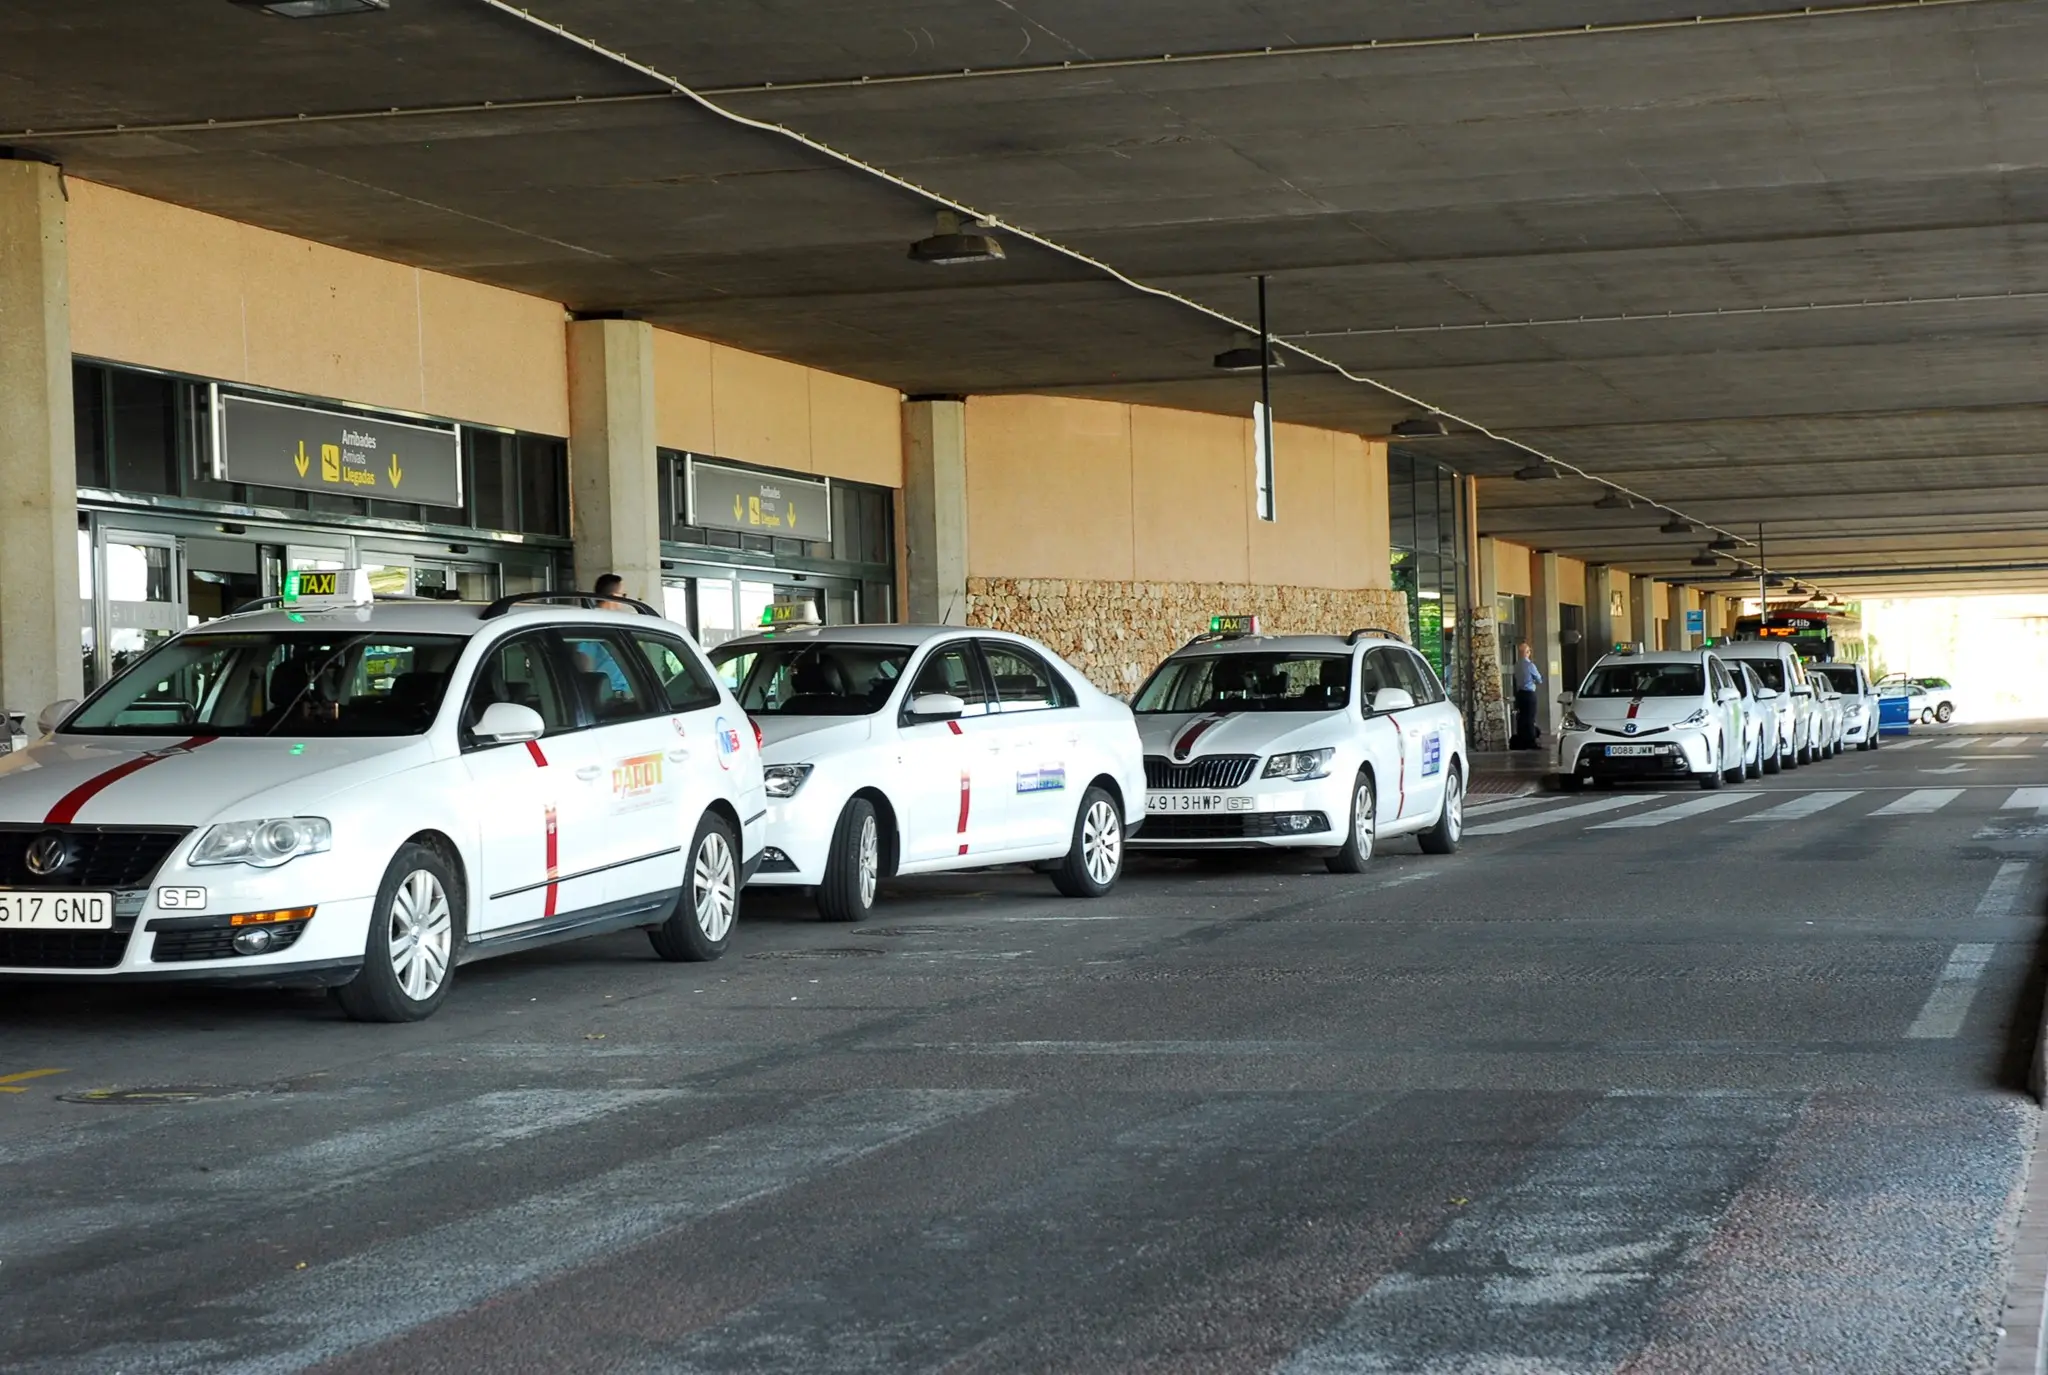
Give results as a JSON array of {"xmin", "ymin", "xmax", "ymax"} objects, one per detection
[
  {"xmin": 1679, "ymin": 709, "xmax": 1708, "ymax": 726},
  {"xmin": 1263, "ymin": 748, "xmax": 1334, "ymax": 781},
  {"xmin": 1563, "ymin": 711, "xmax": 1590, "ymax": 732},
  {"xmin": 763, "ymin": 764, "xmax": 814, "ymax": 799},
  {"xmin": 191, "ymin": 817, "xmax": 332, "ymax": 869}
]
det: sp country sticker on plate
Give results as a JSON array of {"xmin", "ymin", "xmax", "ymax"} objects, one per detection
[{"xmin": 1015, "ymin": 764, "xmax": 1067, "ymax": 794}]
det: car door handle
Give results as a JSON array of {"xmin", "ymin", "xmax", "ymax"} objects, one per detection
[
  {"xmin": 575, "ymin": 765, "xmax": 603, "ymax": 781},
  {"xmin": 666, "ymin": 748, "xmax": 691, "ymax": 761}
]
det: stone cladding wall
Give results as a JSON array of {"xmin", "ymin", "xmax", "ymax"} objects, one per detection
[
  {"xmin": 967, "ymin": 576, "xmax": 1412, "ymax": 695},
  {"xmin": 1464, "ymin": 614, "xmax": 1511, "ymax": 750}
]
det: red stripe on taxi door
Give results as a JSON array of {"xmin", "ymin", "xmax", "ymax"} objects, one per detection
[
  {"xmin": 542, "ymin": 805, "xmax": 561, "ymax": 918},
  {"xmin": 44, "ymin": 736, "xmax": 217, "ymax": 825},
  {"xmin": 525, "ymin": 740, "xmax": 548, "ymax": 767},
  {"xmin": 956, "ymin": 772, "xmax": 972, "ymax": 855}
]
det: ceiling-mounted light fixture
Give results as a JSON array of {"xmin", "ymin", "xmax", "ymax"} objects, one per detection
[
  {"xmin": 1765, "ymin": 574, "xmax": 1786, "ymax": 587},
  {"xmin": 230, "ymin": 0, "xmax": 388, "ymax": 14},
  {"xmin": 1709, "ymin": 534, "xmax": 1740, "ymax": 552},
  {"xmin": 1691, "ymin": 550, "xmax": 1720, "ymax": 567},
  {"xmin": 1594, "ymin": 488, "xmax": 1631, "ymax": 510},
  {"xmin": 908, "ymin": 210, "xmax": 1006, "ymax": 265},
  {"xmin": 1213, "ymin": 331, "xmax": 1283, "ymax": 372},
  {"xmin": 1390, "ymin": 415, "xmax": 1451, "ymax": 437},
  {"xmin": 1512, "ymin": 461, "xmax": 1559, "ymax": 481},
  {"xmin": 1660, "ymin": 514, "xmax": 1696, "ymax": 535}
]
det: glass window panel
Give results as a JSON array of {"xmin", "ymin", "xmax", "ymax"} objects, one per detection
[
  {"xmin": 73, "ymin": 364, "xmax": 108, "ymax": 487},
  {"xmin": 558, "ymin": 632, "xmax": 655, "ymax": 724},
  {"xmin": 465, "ymin": 633, "xmax": 571, "ymax": 738},
  {"xmin": 108, "ymin": 369, "xmax": 178, "ymax": 495},
  {"xmin": 909, "ymin": 642, "xmax": 989, "ymax": 711},
  {"xmin": 517, "ymin": 435, "xmax": 567, "ymax": 536},
  {"xmin": 467, "ymin": 431, "xmax": 515, "ymax": 532}
]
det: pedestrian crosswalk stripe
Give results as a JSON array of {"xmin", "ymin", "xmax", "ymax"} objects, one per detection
[
  {"xmin": 1463, "ymin": 795, "xmax": 1553, "ymax": 817},
  {"xmin": 1870, "ymin": 788, "xmax": 1965, "ymax": 816},
  {"xmin": 1990, "ymin": 737, "xmax": 2029, "ymax": 749},
  {"xmin": 1464, "ymin": 794, "xmax": 1646, "ymax": 835},
  {"xmin": 1936, "ymin": 739, "xmax": 1972, "ymax": 750},
  {"xmin": 2001, "ymin": 788, "xmax": 2048, "ymax": 815},
  {"xmin": 1886, "ymin": 738, "xmax": 1925, "ymax": 750},
  {"xmin": 1905, "ymin": 943, "xmax": 1996, "ymax": 1039},
  {"xmin": 1732, "ymin": 790, "xmax": 1862, "ymax": 823},
  {"xmin": 1974, "ymin": 861, "xmax": 2030, "ymax": 920},
  {"xmin": 1590, "ymin": 793, "xmax": 1752, "ymax": 828}
]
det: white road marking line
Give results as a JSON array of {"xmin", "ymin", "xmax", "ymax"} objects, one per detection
[
  {"xmin": 1885, "ymin": 738, "xmax": 1925, "ymax": 749},
  {"xmin": 1937, "ymin": 739, "xmax": 1973, "ymax": 750},
  {"xmin": 1464, "ymin": 794, "xmax": 1647, "ymax": 835},
  {"xmin": 1870, "ymin": 788, "xmax": 1965, "ymax": 816},
  {"xmin": 1991, "ymin": 737, "xmax": 2029, "ymax": 748},
  {"xmin": 1974, "ymin": 862, "xmax": 2031, "ymax": 921},
  {"xmin": 1278, "ymin": 1093, "xmax": 1800, "ymax": 1375},
  {"xmin": 1905, "ymin": 943, "xmax": 1997, "ymax": 1039},
  {"xmin": 1731, "ymin": 790, "xmax": 1862, "ymax": 822},
  {"xmin": 1463, "ymin": 794, "xmax": 1553, "ymax": 816},
  {"xmin": 2002, "ymin": 788, "xmax": 2048, "ymax": 815},
  {"xmin": 1590, "ymin": 793, "xmax": 1752, "ymax": 828},
  {"xmin": 38, "ymin": 1089, "xmax": 1009, "ymax": 1375}
]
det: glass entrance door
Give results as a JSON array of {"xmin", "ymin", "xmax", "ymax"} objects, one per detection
[
  {"xmin": 98, "ymin": 530, "xmax": 185, "ymax": 684},
  {"xmin": 664, "ymin": 564, "xmax": 858, "ymax": 649}
]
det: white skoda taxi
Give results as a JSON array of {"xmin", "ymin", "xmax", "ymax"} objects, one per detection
[
  {"xmin": 1128, "ymin": 619, "xmax": 1468, "ymax": 871},
  {"xmin": 1557, "ymin": 648, "xmax": 1747, "ymax": 790},
  {"xmin": 707, "ymin": 611, "xmax": 1146, "ymax": 922},
  {"xmin": 0, "ymin": 572, "xmax": 765, "ymax": 1021}
]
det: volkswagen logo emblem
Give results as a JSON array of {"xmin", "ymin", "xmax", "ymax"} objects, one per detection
[
  {"xmin": 1623, "ymin": 721, "xmax": 1639, "ymax": 736},
  {"xmin": 23, "ymin": 833, "xmax": 70, "ymax": 878}
]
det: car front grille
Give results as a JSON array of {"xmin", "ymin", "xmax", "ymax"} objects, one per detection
[
  {"xmin": 1141, "ymin": 811, "xmax": 1330, "ymax": 840},
  {"xmin": 0, "ymin": 927, "xmax": 134, "ymax": 969},
  {"xmin": 0, "ymin": 826, "xmax": 191, "ymax": 890},
  {"xmin": 1144, "ymin": 755, "xmax": 1259, "ymax": 790}
]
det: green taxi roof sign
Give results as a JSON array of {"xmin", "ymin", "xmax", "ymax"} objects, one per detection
[
  {"xmin": 1209, "ymin": 614, "xmax": 1260, "ymax": 636},
  {"xmin": 282, "ymin": 568, "xmax": 372, "ymax": 609},
  {"xmin": 759, "ymin": 601, "xmax": 822, "ymax": 630}
]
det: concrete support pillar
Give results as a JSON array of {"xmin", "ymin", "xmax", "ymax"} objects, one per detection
[
  {"xmin": 1530, "ymin": 550, "xmax": 1563, "ymax": 743},
  {"xmin": 1671, "ymin": 585, "xmax": 1696, "ymax": 649},
  {"xmin": 0, "ymin": 159, "xmax": 83, "ymax": 717},
  {"xmin": 567, "ymin": 318, "xmax": 661, "ymax": 604},
  {"xmin": 1468, "ymin": 535, "xmax": 1509, "ymax": 750},
  {"xmin": 1584, "ymin": 564, "xmax": 1615, "ymax": 658},
  {"xmin": 902, "ymin": 398, "xmax": 968, "ymax": 624},
  {"xmin": 1629, "ymin": 574, "xmax": 1657, "ymax": 649}
]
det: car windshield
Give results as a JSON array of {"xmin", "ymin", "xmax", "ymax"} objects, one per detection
[
  {"xmin": 1134, "ymin": 653, "xmax": 1350, "ymax": 713},
  {"xmin": 1578, "ymin": 663, "xmax": 1703, "ymax": 698},
  {"xmin": 711, "ymin": 641, "xmax": 911, "ymax": 715},
  {"xmin": 1813, "ymin": 665, "xmax": 1860, "ymax": 692},
  {"xmin": 64, "ymin": 631, "xmax": 467, "ymax": 737},
  {"xmin": 1916, "ymin": 677, "xmax": 1952, "ymax": 689},
  {"xmin": 1736, "ymin": 659, "xmax": 1787, "ymax": 691}
]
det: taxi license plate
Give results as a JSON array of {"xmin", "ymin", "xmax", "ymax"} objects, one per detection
[
  {"xmin": 0, "ymin": 891, "xmax": 112, "ymax": 930},
  {"xmin": 1149, "ymin": 792, "xmax": 1226, "ymax": 813},
  {"xmin": 1604, "ymin": 744, "xmax": 1660, "ymax": 757}
]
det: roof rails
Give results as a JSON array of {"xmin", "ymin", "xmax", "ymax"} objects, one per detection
[
  {"xmin": 481, "ymin": 591, "xmax": 661, "ymax": 620},
  {"xmin": 1345, "ymin": 627, "xmax": 1403, "ymax": 644}
]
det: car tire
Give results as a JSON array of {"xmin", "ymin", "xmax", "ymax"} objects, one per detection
[
  {"xmin": 1698, "ymin": 737, "xmax": 1725, "ymax": 790},
  {"xmin": 1744, "ymin": 738, "xmax": 1763, "ymax": 779},
  {"xmin": 1326, "ymin": 774, "xmax": 1377, "ymax": 874},
  {"xmin": 1761, "ymin": 742, "xmax": 1782, "ymax": 775},
  {"xmin": 1870, "ymin": 729, "xmax": 1881, "ymax": 751},
  {"xmin": 1418, "ymin": 766, "xmax": 1463, "ymax": 855},
  {"xmin": 1920, "ymin": 707, "xmax": 1933, "ymax": 724},
  {"xmin": 649, "ymin": 811, "xmax": 739, "ymax": 960},
  {"xmin": 1722, "ymin": 744, "xmax": 1746, "ymax": 786},
  {"xmin": 334, "ymin": 843, "xmax": 462, "ymax": 1024},
  {"xmin": 1051, "ymin": 786, "xmax": 1124, "ymax": 898},
  {"xmin": 1936, "ymin": 702, "xmax": 1955, "ymax": 724},
  {"xmin": 815, "ymin": 797, "xmax": 882, "ymax": 923}
]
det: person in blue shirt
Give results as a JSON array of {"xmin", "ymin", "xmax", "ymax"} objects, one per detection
[{"xmin": 1512, "ymin": 641, "xmax": 1543, "ymax": 750}]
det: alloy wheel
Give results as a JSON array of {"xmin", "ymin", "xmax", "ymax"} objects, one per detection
[
  {"xmin": 1081, "ymin": 799, "xmax": 1122, "ymax": 886},
  {"xmin": 693, "ymin": 830, "xmax": 737, "ymax": 942},
  {"xmin": 1354, "ymin": 782, "xmax": 1376, "ymax": 861},
  {"xmin": 1443, "ymin": 773, "xmax": 1464, "ymax": 841},
  {"xmin": 857, "ymin": 812, "xmax": 880, "ymax": 908},
  {"xmin": 388, "ymin": 869, "xmax": 453, "ymax": 1002}
]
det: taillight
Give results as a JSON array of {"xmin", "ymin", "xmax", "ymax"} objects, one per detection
[{"xmin": 750, "ymin": 716, "xmax": 764, "ymax": 750}]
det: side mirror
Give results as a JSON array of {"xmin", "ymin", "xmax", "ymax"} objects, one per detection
[
  {"xmin": 1371, "ymin": 687, "xmax": 1416, "ymax": 713},
  {"xmin": 1792, "ymin": 685, "xmax": 1814, "ymax": 698},
  {"xmin": 906, "ymin": 692, "xmax": 967, "ymax": 723},
  {"xmin": 1718, "ymin": 687, "xmax": 1739, "ymax": 703},
  {"xmin": 1757, "ymin": 687, "xmax": 1780, "ymax": 701},
  {"xmin": 472, "ymin": 701, "xmax": 546, "ymax": 744},
  {"xmin": 37, "ymin": 699, "xmax": 79, "ymax": 736},
  {"xmin": 1559, "ymin": 690, "xmax": 1576, "ymax": 707}
]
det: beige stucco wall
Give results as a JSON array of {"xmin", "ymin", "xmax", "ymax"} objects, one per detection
[
  {"xmin": 963, "ymin": 394, "xmax": 1391, "ymax": 590},
  {"xmin": 651, "ymin": 331, "xmax": 902, "ymax": 489},
  {"xmin": 1557, "ymin": 556, "xmax": 1588, "ymax": 603},
  {"xmin": 1495, "ymin": 539, "xmax": 1533, "ymax": 597},
  {"xmin": 66, "ymin": 179, "xmax": 570, "ymax": 438}
]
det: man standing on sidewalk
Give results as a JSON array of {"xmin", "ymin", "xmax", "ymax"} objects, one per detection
[{"xmin": 1512, "ymin": 641, "xmax": 1542, "ymax": 750}]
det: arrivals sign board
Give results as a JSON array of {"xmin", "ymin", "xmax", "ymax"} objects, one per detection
[
  {"xmin": 687, "ymin": 458, "xmax": 830, "ymax": 540},
  {"xmin": 216, "ymin": 392, "xmax": 463, "ymax": 508}
]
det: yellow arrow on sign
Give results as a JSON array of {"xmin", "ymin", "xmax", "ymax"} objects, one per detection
[
  {"xmin": 732, "ymin": 493, "xmax": 744, "ymax": 521},
  {"xmin": 786, "ymin": 499, "xmax": 797, "ymax": 530},
  {"xmin": 387, "ymin": 452, "xmax": 403, "ymax": 488},
  {"xmin": 293, "ymin": 441, "xmax": 310, "ymax": 478}
]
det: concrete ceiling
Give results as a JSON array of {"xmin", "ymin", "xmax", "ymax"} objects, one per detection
[{"xmin": 6, "ymin": 0, "xmax": 2048, "ymax": 596}]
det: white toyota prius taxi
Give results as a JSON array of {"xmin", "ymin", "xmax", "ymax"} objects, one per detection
[
  {"xmin": 0, "ymin": 572, "xmax": 765, "ymax": 1021},
  {"xmin": 708, "ymin": 609, "xmax": 1146, "ymax": 922},
  {"xmin": 1557, "ymin": 648, "xmax": 1748, "ymax": 791},
  {"xmin": 1129, "ymin": 618, "xmax": 1468, "ymax": 870}
]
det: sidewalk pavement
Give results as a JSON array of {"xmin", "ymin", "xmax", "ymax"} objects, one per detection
[{"xmin": 1469, "ymin": 748, "xmax": 1552, "ymax": 800}]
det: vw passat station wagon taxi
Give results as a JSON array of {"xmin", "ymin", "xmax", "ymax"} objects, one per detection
[
  {"xmin": 1557, "ymin": 648, "xmax": 1748, "ymax": 791},
  {"xmin": 1129, "ymin": 618, "xmax": 1468, "ymax": 871},
  {"xmin": 708, "ymin": 608, "xmax": 1146, "ymax": 922},
  {"xmin": 0, "ymin": 572, "xmax": 765, "ymax": 1021}
]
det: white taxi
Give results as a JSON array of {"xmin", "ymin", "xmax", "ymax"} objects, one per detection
[
  {"xmin": 1558, "ymin": 648, "xmax": 1747, "ymax": 790},
  {"xmin": 707, "ymin": 611, "xmax": 1146, "ymax": 922},
  {"xmin": 0, "ymin": 572, "xmax": 765, "ymax": 1021},
  {"xmin": 1128, "ymin": 619, "xmax": 1468, "ymax": 870}
]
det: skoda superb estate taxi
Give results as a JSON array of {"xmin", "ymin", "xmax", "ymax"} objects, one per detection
[
  {"xmin": 1129, "ymin": 619, "xmax": 1468, "ymax": 871},
  {"xmin": 708, "ymin": 611, "xmax": 1146, "ymax": 922},
  {"xmin": 0, "ymin": 573, "xmax": 764, "ymax": 1021}
]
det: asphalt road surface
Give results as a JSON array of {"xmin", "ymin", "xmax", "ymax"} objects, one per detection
[{"xmin": 3, "ymin": 731, "xmax": 2044, "ymax": 1373}]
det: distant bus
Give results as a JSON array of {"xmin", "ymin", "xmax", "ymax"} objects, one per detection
[{"xmin": 1731, "ymin": 609, "xmax": 1863, "ymax": 663}]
